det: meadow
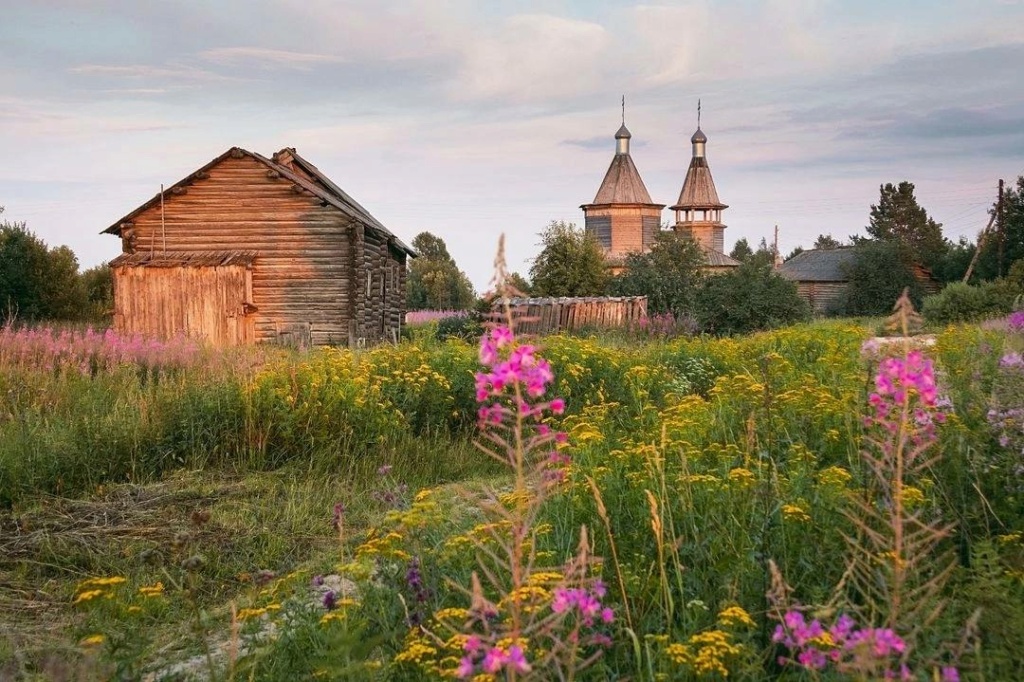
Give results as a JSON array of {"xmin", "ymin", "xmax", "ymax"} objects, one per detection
[{"xmin": 0, "ymin": 311, "xmax": 1022, "ymax": 681}]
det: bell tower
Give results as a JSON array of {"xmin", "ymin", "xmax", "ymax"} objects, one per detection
[
  {"xmin": 580, "ymin": 99, "xmax": 665, "ymax": 272},
  {"xmin": 671, "ymin": 102, "xmax": 730, "ymax": 256}
]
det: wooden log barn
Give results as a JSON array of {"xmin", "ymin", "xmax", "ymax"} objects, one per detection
[{"xmin": 103, "ymin": 147, "xmax": 416, "ymax": 347}]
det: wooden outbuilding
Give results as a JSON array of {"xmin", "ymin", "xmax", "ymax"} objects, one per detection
[
  {"xmin": 779, "ymin": 247, "xmax": 941, "ymax": 314},
  {"xmin": 103, "ymin": 147, "xmax": 416, "ymax": 346}
]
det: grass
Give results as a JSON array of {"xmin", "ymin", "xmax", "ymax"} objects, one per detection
[
  {"xmin": 1, "ymin": 318, "xmax": 1022, "ymax": 679},
  {"xmin": 0, "ymin": 436, "xmax": 493, "ymax": 678}
]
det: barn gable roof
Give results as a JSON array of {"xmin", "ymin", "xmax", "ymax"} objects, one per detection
[
  {"xmin": 778, "ymin": 247, "xmax": 859, "ymax": 282},
  {"xmin": 102, "ymin": 147, "xmax": 416, "ymax": 257}
]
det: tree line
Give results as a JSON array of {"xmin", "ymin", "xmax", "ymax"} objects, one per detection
[{"xmin": 0, "ymin": 207, "xmax": 111, "ymax": 323}]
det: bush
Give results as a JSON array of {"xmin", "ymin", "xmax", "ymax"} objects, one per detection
[
  {"xmin": 922, "ymin": 281, "xmax": 1017, "ymax": 324},
  {"xmin": 694, "ymin": 260, "xmax": 811, "ymax": 335},
  {"xmin": 835, "ymin": 241, "xmax": 923, "ymax": 316}
]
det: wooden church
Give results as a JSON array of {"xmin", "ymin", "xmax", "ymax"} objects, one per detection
[{"xmin": 581, "ymin": 105, "xmax": 739, "ymax": 272}]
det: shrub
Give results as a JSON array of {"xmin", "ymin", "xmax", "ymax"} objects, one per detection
[
  {"xmin": 922, "ymin": 281, "xmax": 1016, "ymax": 324},
  {"xmin": 835, "ymin": 241, "xmax": 924, "ymax": 316},
  {"xmin": 694, "ymin": 260, "xmax": 811, "ymax": 335}
]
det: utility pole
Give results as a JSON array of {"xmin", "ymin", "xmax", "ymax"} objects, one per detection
[
  {"xmin": 997, "ymin": 178, "xmax": 1005, "ymax": 278},
  {"xmin": 962, "ymin": 180, "xmax": 1002, "ymax": 283},
  {"xmin": 773, "ymin": 224, "xmax": 780, "ymax": 268}
]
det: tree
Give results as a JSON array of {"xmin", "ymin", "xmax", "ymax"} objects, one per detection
[
  {"xmin": 785, "ymin": 246, "xmax": 805, "ymax": 261},
  {"xmin": 864, "ymin": 182, "xmax": 946, "ymax": 268},
  {"xmin": 694, "ymin": 259, "xmax": 810, "ymax": 334},
  {"xmin": 930, "ymin": 236, "xmax": 975, "ymax": 283},
  {"xmin": 81, "ymin": 264, "xmax": 114, "ymax": 322},
  {"xmin": 0, "ymin": 208, "xmax": 87, "ymax": 321},
  {"xmin": 529, "ymin": 221, "xmax": 608, "ymax": 297},
  {"xmin": 836, "ymin": 242, "xmax": 923, "ymax": 316},
  {"xmin": 406, "ymin": 232, "xmax": 475, "ymax": 310},
  {"xmin": 975, "ymin": 175, "xmax": 1024, "ymax": 281},
  {"xmin": 729, "ymin": 238, "xmax": 753, "ymax": 263},
  {"xmin": 608, "ymin": 232, "xmax": 706, "ymax": 316},
  {"xmin": 504, "ymin": 272, "xmax": 532, "ymax": 297},
  {"xmin": 814, "ymin": 234, "xmax": 844, "ymax": 250}
]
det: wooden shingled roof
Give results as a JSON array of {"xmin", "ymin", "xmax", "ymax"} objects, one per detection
[
  {"xmin": 702, "ymin": 247, "xmax": 741, "ymax": 267},
  {"xmin": 586, "ymin": 153, "xmax": 662, "ymax": 206},
  {"xmin": 778, "ymin": 248, "xmax": 859, "ymax": 282},
  {"xmin": 109, "ymin": 250, "xmax": 259, "ymax": 268},
  {"xmin": 102, "ymin": 147, "xmax": 416, "ymax": 257},
  {"xmin": 671, "ymin": 157, "xmax": 727, "ymax": 211}
]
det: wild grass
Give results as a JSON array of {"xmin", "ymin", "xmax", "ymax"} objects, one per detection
[{"xmin": 1, "ymin": 313, "xmax": 1022, "ymax": 680}]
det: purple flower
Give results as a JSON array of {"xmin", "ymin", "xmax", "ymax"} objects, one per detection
[
  {"xmin": 377, "ymin": 464, "xmax": 393, "ymax": 476},
  {"xmin": 941, "ymin": 666, "xmax": 960, "ymax": 682},
  {"xmin": 322, "ymin": 590, "xmax": 337, "ymax": 610},
  {"xmin": 311, "ymin": 575, "xmax": 324, "ymax": 588}
]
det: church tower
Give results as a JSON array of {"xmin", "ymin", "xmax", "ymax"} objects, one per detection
[
  {"xmin": 671, "ymin": 107, "xmax": 738, "ymax": 269},
  {"xmin": 581, "ymin": 107, "xmax": 664, "ymax": 272}
]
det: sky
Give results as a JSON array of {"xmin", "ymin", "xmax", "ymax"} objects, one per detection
[{"xmin": 2, "ymin": 0, "xmax": 1023, "ymax": 290}]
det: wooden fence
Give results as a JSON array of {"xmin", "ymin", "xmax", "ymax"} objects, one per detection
[{"xmin": 499, "ymin": 296, "xmax": 647, "ymax": 335}]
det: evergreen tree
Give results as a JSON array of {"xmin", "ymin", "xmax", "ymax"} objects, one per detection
[
  {"xmin": 406, "ymin": 232, "xmax": 475, "ymax": 310},
  {"xmin": 976, "ymin": 175, "xmax": 1024, "ymax": 281},
  {"xmin": 814, "ymin": 234, "xmax": 844, "ymax": 249},
  {"xmin": 864, "ymin": 182, "xmax": 946, "ymax": 268},
  {"xmin": 729, "ymin": 238, "xmax": 753, "ymax": 262},
  {"xmin": 609, "ymin": 233, "xmax": 706, "ymax": 316},
  {"xmin": 529, "ymin": 221, "xmax": 608, "ymax": 297}
]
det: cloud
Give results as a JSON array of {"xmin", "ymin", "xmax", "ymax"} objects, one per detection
[
  {"xmin": 199, "ymin": 47, "xmax": 346, "ymax": 70},
  {"xmin": 69, "ymin": 63, "xmax": 226, "ymax": 82},
  {"xmin": 452, "ymin": 14, "xmax": 611, "ymax": 103}
]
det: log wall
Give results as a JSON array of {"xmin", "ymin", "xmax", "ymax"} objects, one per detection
[
  {"xmin": 502, "ymin": 296, "xmax": 647, "ymax": 335},
  {"xmin": 796, "ymin": 281, "xmax": 847, "ymax": 315}
]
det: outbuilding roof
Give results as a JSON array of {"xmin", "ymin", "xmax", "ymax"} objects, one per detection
[
  {"xmin": 778, "ymin": 248, "xmax": 859, "ymax": 282},
  {"xmin": 102, "ymin": 147, "xmax": 415, "ymax": 257}
]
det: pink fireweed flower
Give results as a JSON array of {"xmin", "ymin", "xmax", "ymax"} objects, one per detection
[{"xmin": 505, "ymin": 645, "xmax": 531, "ymax": 673}]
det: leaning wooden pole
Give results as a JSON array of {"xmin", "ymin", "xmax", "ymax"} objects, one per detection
[{"xmin": 962, "ymin": 212, "xmax": 996, "ymax": 283}]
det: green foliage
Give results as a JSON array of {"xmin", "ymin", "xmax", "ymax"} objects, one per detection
[
  {"xmin": 931, "ymin": 236, "xmax": 977, "ymax": 283},
  {"xmin": 609, "ymin": 232, "xmax": 706, "ymax": 316},
  {"xmin": 864, "ymin": 181, "xmax": 946, "ymax": 268},
  {"xmin": 434, "ymin": 313, "xmax": 483, "ymax": 342},
  {"xmin": 975, "ymin": 176, "xmax": 1024, "ymax": 281},
  {"xmin": 406, "ymin": 232, "xmax": 475, "ymax": 310},
  {"xmin": 505, "ymin": 271, "xmax": 531, "ymax": 296},
  {"xmin": 0, "ymin": 210, "xmax": 87, "ymax": 321},
  {"xmin": 835, "ymin": 241, "xmax": 923, "ymax": 316},
  {"xmin": 529, "ymin": 221, "xmax": 608, "ymax": 297},
  {"xmin": 814, "ymin": 234, "xmax": 844, "ymax": 249},
  {"xmin": 922, "ymin": 281, "xmax": 1018, "ymax": 324},
  {"xmin": 785, "ymin": 245, "xmax": 805, "ymax": 261},
  {"xmin": 694, "ymin": 259, "xmax": 811, "ymax": 334},
  {"xmin": 81, "ymin": 264, "xmax": 114, "ymax": 323},
  {"xmin": 728, "ymin": 237, "xmax": 753, "ymax": 262}
]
